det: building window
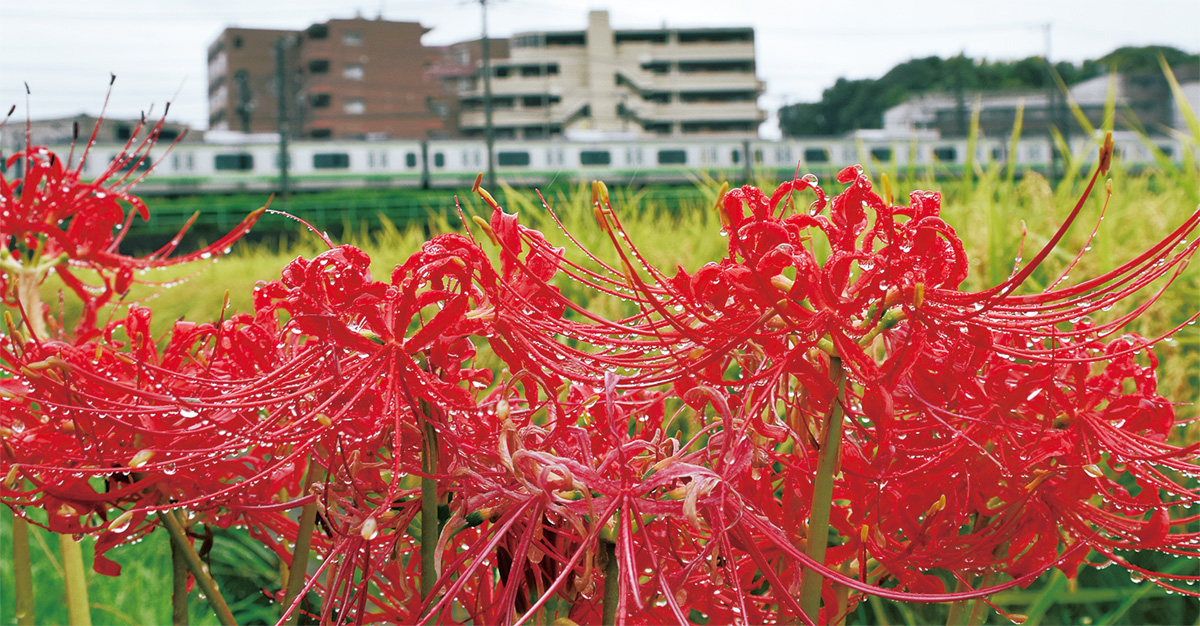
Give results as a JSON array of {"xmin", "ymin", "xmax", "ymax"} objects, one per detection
[
  {"xmin": 405, "ymin": 153, "xmax": 418, "ymax": 168},
  {"xmin": 643, "ymin": 121, "xmax": 671, "ymax": 135},
  {"xmin": 679, "ymin": 90, "xmax": 757, "ymax": 103},
  {"xmin": 640, "ymin": 61, "xmax": 671, "ymax": 74},
  {"xmin": 343, "ymin": 64, "xmax": 364, "ymax": 80},
  {"xmin": 493, "ymin": 66, "xmax": 510, "ymax": 78},
  {"xmin": 433, "ymin": 153, "xmax": 445, "ymax": 168},
  {"xmin": 678, "ymin": 60, "xmax": 755, "ymax": 73},
  {"xmin": 497, "ymin": 151, "xmax": 531, "ymax": 167},
  {"xmin": 804, "ymin": 148, "xmax": 830, "ymax": 163},
  {"xmin": 342, "ymin": 32, "xmax": 362, "ymax": 46},
  {"xmin": 232, "ymin": 35, "xmax": 243, "ymax": 49},
  {"xmin": 933, "ymin": 146, "xmax": 957, "ymax": 162},
  {"xmin": 517, "ymin": 63, "xmax": 559, "ymax": 77},
  {"xmin": 313, "ymin": 153, "xmax": 350, "ymax": 169},
  {"xmin": 545, "ymin": 33, "xmax": 586, "ymax": 46},
  {"xmin": 657, "ymin": 149, "xmax": 687, "ymax": 165},
  {"xmin": 522, "ymin": 94, "xmax": 561, "ymax": 107},
  {"xmin": 307, "ymin": 24, "xmax": 328, "ymax": 40},
  {"xmin": 158, "ymin": 129, "xmax": 180, "ymax": 141},
  {"xmin": 580, "ymin": 150, "xmax": 611, "ymax": 166},
  {"xmin": 214, "ymin": 154, "xmax": 254, "ymax": 171},
  {"xmin": 677, "ymin": 29, "xmax": 753, "ymax": 43},
  {"xmin": 308, "ymin": 59, "xmax": 330, "ymax": 74},
  {"xmin": 870, "ymin": 147, "xmax": 893, "ymax": 162},
  {"xmin": 309, "ymin": 128, "xmax": 333, "ymax": 139},
  {"xmin": 310, "ymin": 93, "xmax": 332, "ymax": 108},
  {"xmin": 681, "ymin": 120, "xmax": 756, "ymax": 133},
  {"xmin": 344, "ymin": 99, "xmax": 365, "ymax": 115},
  {"xmin": 615, "ymin": 32, "xmax": 668, "ymax": 44}
]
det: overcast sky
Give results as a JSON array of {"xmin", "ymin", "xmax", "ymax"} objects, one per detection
[{"xmin": 2, "ymin": 0, "xmax": 1197, "ymax": 137}]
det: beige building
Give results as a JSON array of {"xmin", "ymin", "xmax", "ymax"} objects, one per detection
[{"xmin": 458, "ymin": 11, "xmax": 766, "ymax": 139}]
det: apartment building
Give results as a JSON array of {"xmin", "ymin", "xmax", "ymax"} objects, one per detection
[
  {"xmin": 457, "ymin": 11, "xmax": 767, "ymax": 139},
  {"xmin": 207, "ymin": 17, "xmax": 446, "ymax": 140}
]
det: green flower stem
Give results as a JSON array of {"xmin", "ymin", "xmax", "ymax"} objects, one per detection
[
  {"xmin": 602, "ymin": 539, "xmax": 619, "ymax": 626},
  {"xmin": 159, "ymin": 510, "xmax": 237, "ymax": 626},
  {"xmin": 13, "ymin": 514, "xmax": 34, "ymax": 626},
  {"xmin": 421, "ymin": 419, "xmax": 439, "ymax": 600},
  {"xmin": 282, "ymin": 459, "xmax": 325, "ymax": 626},
  {"xmin": 966, "ymin": 571, "xmax": 998, "ymax": 626},
  {"xmin": 59, "ymin": 533, "xmax": 92, "ymax": 626},
  {"xmin": 798, "ymin": 356, "xmax": 846, "ymax": 623},
  {"xmin": 171, "ymin": 531, "xmax": 189, "ymax": 625}
]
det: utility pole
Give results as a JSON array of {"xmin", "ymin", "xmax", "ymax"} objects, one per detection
[
  {"xmin": 480, "ymin": 0, "xmax": 496, "ymax": 188},
  {"xmin": 1043, "ymin": 23, "xmax": 1059, "ymax": 179},
  {"xmin": 275, "ymin": 36, "xmax": 291, "ymax": 200}
]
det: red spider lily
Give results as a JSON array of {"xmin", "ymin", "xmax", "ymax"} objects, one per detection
[
  {"xmin": 0, "ymin": 102, "xmax": 263, "ymax": 340},
  {"xmin": 5, "ymin": 125, "xmax": 1200, "ymax": 626},
  {"xmin": 0, "ymin": 103, "xmax": 271, "ymax": 573}
]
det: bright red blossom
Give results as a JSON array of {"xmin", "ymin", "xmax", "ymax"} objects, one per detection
[{"xmin": 3, "ymin": 131, "xmax": 1200, "ymax": 625}]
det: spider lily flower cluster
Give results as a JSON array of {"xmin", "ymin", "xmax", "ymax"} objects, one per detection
[{"xmin": 2, "ymin": 124, "xmax": 1200, "ymax": 626}]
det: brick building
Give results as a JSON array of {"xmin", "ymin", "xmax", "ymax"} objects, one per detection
[{"xmin": 207, "ymin": 17, "xmax": 447, "ymax": 140}]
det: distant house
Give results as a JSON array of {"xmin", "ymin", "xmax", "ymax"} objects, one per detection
[
  {"xmin": 1, "ymin": 114, "xmax": 194, "ymax": 150},
  {"xmin": 882, "ymin": 73, "xmax": 1199, "ymax": 139}
]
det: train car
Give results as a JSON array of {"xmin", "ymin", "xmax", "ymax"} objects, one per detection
[{"xmin": 27, "ymin": 130, "xmax": 1190, "ymax": 196}]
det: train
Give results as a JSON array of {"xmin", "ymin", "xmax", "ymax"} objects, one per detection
[{"xmin": 48, "ymin": 130, "xmax": 1188, "ymax": 195}]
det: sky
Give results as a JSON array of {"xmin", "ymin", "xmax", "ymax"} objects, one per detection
[{"xmin": 2, "ymin": 0, "xmax": 1198, "ymax": 138}]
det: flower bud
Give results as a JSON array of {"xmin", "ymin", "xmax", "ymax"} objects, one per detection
[
  {"xmin": 108, "ymin": 509, "xmax": 135, "ymax": 532},
  {"xmin": 3, "ymin": 465, "xmax": 20, "ymax": 489},
  {"xmin": 360, "ymin": 517, "xmax": 379, "ymax": 540},
  {"xmin": 129, "ymin": 449, "xmax": 155, "ymax": 468}
]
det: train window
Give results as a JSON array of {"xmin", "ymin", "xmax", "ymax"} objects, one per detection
[
  {"xmin": 405, "ymin": 153, "xmax": 418, "ymax": 168},
  {"xmin": 1158, "ymin": 145, "xmax": 1174, "ymax": 158},
  {"xmin": 314, "ymin": 153, "xmax": 350, "ymax": 169},
  {"xmin": 731, "ymin": 149, "xmax": 740, "ymax": 164},
  {"xmin": 933, "ymin": 146, "xmax": 956, "ymax": 162},
  {"xmin": 215, "ymin": 154, "xmax": 254, "ymax": 171},
  {"xmin": 580, "ymin": 150, "xmax": 611, "ymax": 166},
  {"xmin": 379, "ymin": 152, "xmax": 388, "ymax": 167},
  {"xmin": 657, "ymin": 149, "xmax": 687, "ymax": 165},
  {"xmin": 497, "ymin": 151, "xmax": 531, "ymax": 167},
  {"xmin": 803, "ymin": 148, "xmax": 829, "ymax": 163},
  {"xmin": 869, "ymin": 147, "xmax": 892, "ymax": 162},
  {"xmin": 434, "ymin": 153, "xmax": 445, "ymax": 168},
  {"xmin": 114, "ymin": 156, "xmax": 151, "ymax": 172},
  {"xmin": 990, "ymin": 147, "xmax": 1004, "ymax": 161}
]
